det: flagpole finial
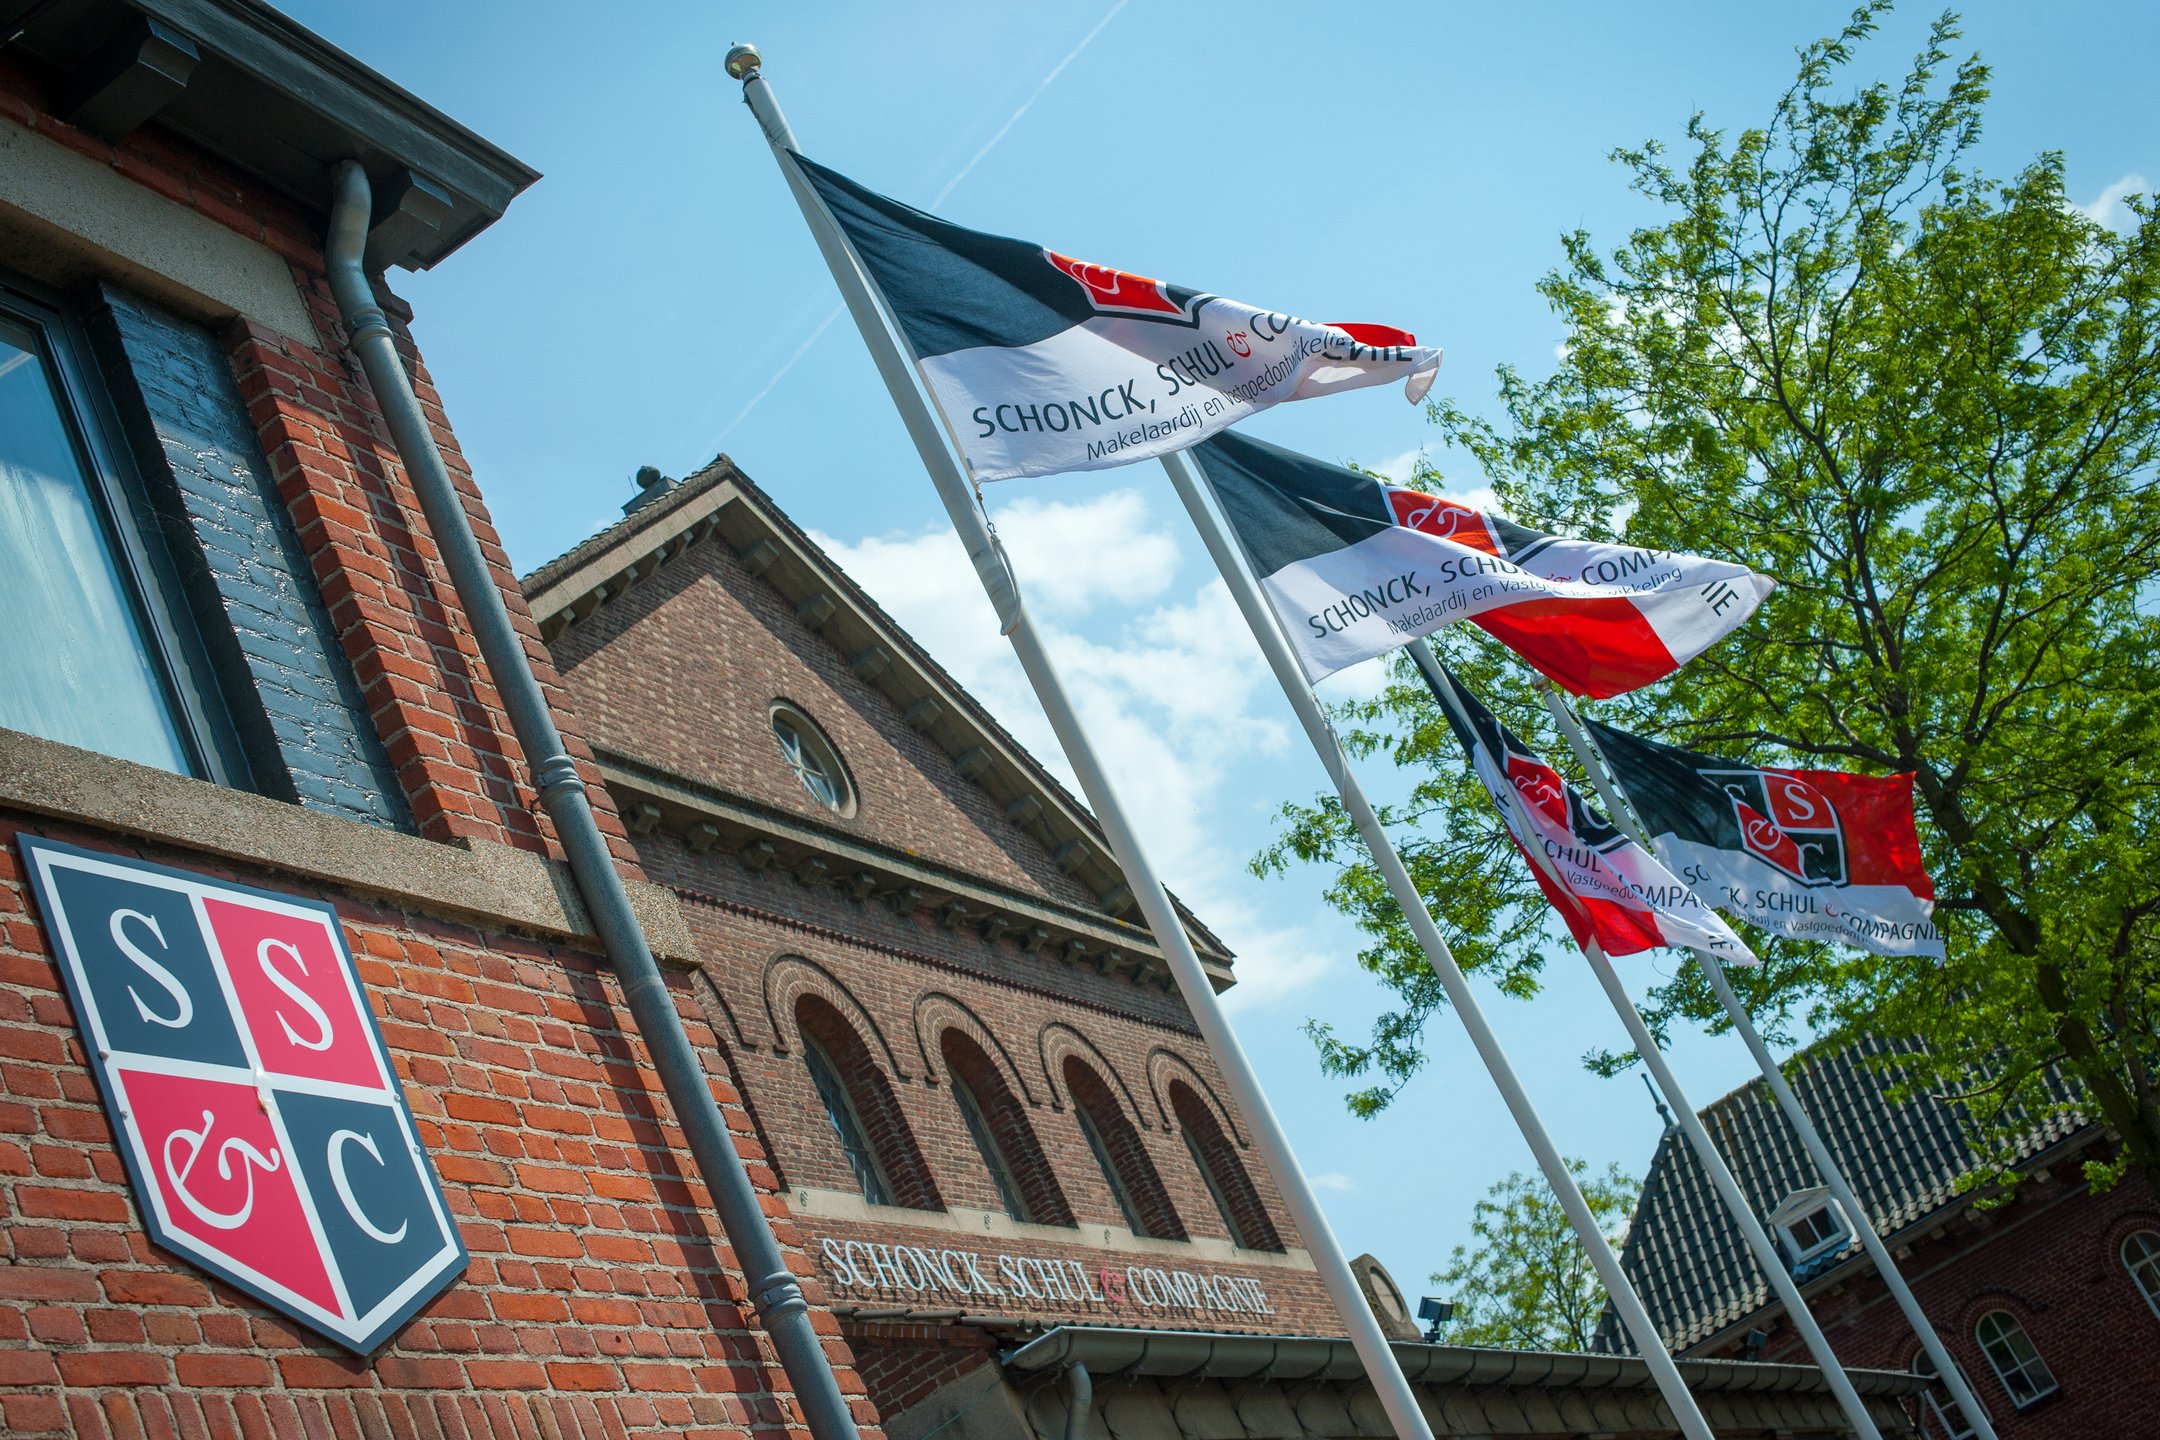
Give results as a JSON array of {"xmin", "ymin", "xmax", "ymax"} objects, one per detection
[{"xmin": 724, "ymin": 42, "xmax": 762, "ymax": 81}]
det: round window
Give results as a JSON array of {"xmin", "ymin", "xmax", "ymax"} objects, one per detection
[{"xmin": 770, "ymin": 705, "xmax": 854, "ymax": 815}]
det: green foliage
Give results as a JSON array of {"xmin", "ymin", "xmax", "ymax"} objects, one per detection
[
  {"xmin": 1269, "ymin": 5, "xmax": 2160, "ymax": 1192},
  {"xmin": 1430, "ymin": 1160, "xmax": 1640, "ymax": 1352}
]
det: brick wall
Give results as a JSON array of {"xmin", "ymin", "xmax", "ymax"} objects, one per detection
[
  {"xmin": 1704, "ymin": 1163, "xmax": 2160, "ymax": 1437},
  {"xmin": 548, "ymin": 534, "xmax": 1097, "ymax": 909},
  {"xmin": 0, "ymin": 53, "xmax": 871, "ymax": 1440}
]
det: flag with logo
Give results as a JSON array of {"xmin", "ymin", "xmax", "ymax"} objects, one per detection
[
  {"xmin": 1435, "ymin": 670, "xmax": 1756, "ymax": 964},
  {"xmin": 1193, "ymin": 432, "xmax": 1775, "ymax": 694},
  {"xmin": 1584, "ymin": 722, "xmax": 1945, "ymax": 958},
  {"xmin": 790, "ymin": 153, "xmax": 1441, "ymax": 482}
]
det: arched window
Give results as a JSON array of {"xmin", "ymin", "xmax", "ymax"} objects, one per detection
[
  {"xmin": 1911, "ymin": 1349, "xmax": 1985, "ymax": 1439},
  {"xmin": 771, "ymin": 703, "xmax": 854, "ymax": 815},
  {"xmin": 2124, "ymin": 1230, "xmax": 2160, "ymax": 1320},
  {"xmin": 1063, "ymin": 1057, "xmax": 1184, "ymax": 1241},
  {"xmin": 794, "ymin": 996, "xmax": 939, "ymax": 1210},
  {"xmin": 940, "ymin": 1030, "xmax": 1072, "ymax": 1227},
  {"xmin": 1974, "ymin": 1310, "xmax": 2058, "ymax": 1408},
  {"xmin": 1169, "ymin": 1081, "xmax": 1282, "ymax": 1253}
]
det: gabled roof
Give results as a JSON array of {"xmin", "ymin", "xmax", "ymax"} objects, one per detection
[
  {"xmin": 1599, "ymin": 1031, "xmax": 2089, "ymax": 1354},
  {"xmin": 520, "ymin": 455, "xmax": 1235, "ymax": 986}
]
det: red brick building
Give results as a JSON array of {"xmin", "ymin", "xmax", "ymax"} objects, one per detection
[
  {"xmin": 522, "ymin": 459, "xmax": 1923, "ymax": 1440},
  {"xmin": 0, "ymin": 3, "xmax": 1922, "ymax": 1437},
  {"xmin": 1603, "ymin": 1032, "xmax": 2160, "ymax": 1437},
  {"xmin": 0, "ymin": 1, "xmax": 865, "ymax": 1434}
]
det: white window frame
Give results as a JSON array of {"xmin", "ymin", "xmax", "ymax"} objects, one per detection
[
  {"xmin": 2124, "ymin": 1230, "xmax": 2160, "ymax": 1321},
  {"xmin": 1974, "ymin": 1309, "xmax": 2058, "ymax": 1409},
  {"xmin": 1911, "ymin": 1349, "xmax": 1985, "ymax": 1440},
  {"xmin": 770, "ymin": 702, "xmax": 855, "ymax": 816},
  {"xmin": 1768, "ymin": 1185, "xmax": 1850, "ymax": 1266}
]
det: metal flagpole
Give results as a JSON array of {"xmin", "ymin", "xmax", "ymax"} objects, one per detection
[
  {"xmin": 726, "ymin": 45, "xmax": 1439, "ymax": 1440},
  {"xmin": 1405, "ymin": 641, "xmax": 1887, "ymax": 1440},
  {"xmin": 1535, "ymin": 681, "xmax": 2000, "ymax": 1440},
  {"xmin": 1163, "ymin": 452, "xmax": 1719, "ymax": 1440}
]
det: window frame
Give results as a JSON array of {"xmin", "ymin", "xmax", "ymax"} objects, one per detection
[
  {"xmin": 0, "ymin": 273, "xmax": 244, "ymax": 784},
  {"xmin": 801, "ymin": 1032, "xmax": 893, "ymax": 1208},
  {"xmin": 1074, "ymin": 1098, "xmax": 1148, "ymax": 1237},
  {"xmin": 1910, "ymin": 1349, "xmax": 1984, "ymax": 1440},
  {"xmin": 1769, "ymin": 1186, "xmax": 1850, "ymax": 1267},
  {"xmin": 1183, "ymin": 1124, "xmax": 1255, "ymax": 1249},
  {"xmin": 950, "ymin": 1068, "xmax": 1032, "ymax": 1223},
  {"xmin": 769, "ymin": 702, "xmax": 855, "ymax": 817},
  {"xmin": 1973, "ymin": 1309, "xmax": 2058, "ymax": 1409},
  {"xmin": 2124, "ymin": 1229, "xmax": 2160, "ymax": 1321}
]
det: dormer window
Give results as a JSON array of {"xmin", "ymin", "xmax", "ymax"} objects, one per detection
[
  {"xmin": 1769, "ymin": 1186, "xmax": 1849, "ymax": 1266},
  {"xmin": 771, "ymin": 703, "xmax": 854, "ymax": 815}
]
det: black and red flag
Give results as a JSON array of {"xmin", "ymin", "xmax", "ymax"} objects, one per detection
[
  {"xmin": 1585, "ymin": 722, "xmax": 1945, "ymax": 959},
  {"xmin": 1435, "ymin": 670, "xmax": 1756, "ymax": 964}
]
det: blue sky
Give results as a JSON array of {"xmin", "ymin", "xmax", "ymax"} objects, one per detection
[{"xmin": 283, "ymin": 1, "xmax": 2155, "ymax": 1301}]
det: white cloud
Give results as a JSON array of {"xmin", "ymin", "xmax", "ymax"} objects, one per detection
[
  {"xmin": 814, "ymin": 488, "xmax": 1347, "ymax": 1006},
  {"xmin": 2082, "ymin": 173, "xmax": 2148, "ymax": 232},
  {"xmin": 1307, "ymin": 1171, "xmax": 1359, "ymax": 1194}
]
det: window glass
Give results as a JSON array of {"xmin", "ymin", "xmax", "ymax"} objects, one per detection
[
  {"xmin": 1974, "ymin": 1310, "xmax": 2058, "ymax": 1408},
  {"xmin": 2125, "ymin": 1230, "xmax": 2160, "ymax": 1320},
  {"xmin": 1785, "ymin": 1202, "xmax": 1845, "ymax": 1256},
  {"xmin": 0, "ymin": 315, "xmax": 193, "ymax": 773},
  {"xmin": 803, "ymin": 1036, "xmax": 890, "ymax": 1207},
  {"xmin": 1912, "ymin": 1350, "xmax": 1983, "ymax": 1440},
  {"xmin": 1184, "ymin": 1126, "xmax": 1253, "ymax": 1248},
  {"xmin": 771, "ymin": 706, "xmax": 851, "ymax": 813},
  {"xmin": 1075, "ymin": 1101, "xmax": 1147, "ymax": 1236},
  {"xmin": 952, "ymin": 1072, "xmax": 1031, "ymax": 1223}
]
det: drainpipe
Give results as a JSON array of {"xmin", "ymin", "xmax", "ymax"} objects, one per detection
[
  {"xmin": 1063, "ymin": 1360, "xmax": 1091, "ymax": 1440},
  {"xmin": 324, "ymin": 160, "xmax": 860, "ymax": 1440}
]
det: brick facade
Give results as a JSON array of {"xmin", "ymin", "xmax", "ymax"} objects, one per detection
[
  {"xmin": 1703, "ymin": 1157, "xmax": 2160, "ymax": 1438},
  {"xmin": 0, "ymin": 32, "xmax": 867, "ymax": 1440}
]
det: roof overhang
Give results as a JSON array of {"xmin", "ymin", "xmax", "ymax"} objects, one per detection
[
  {"xmin": 1, "ymin": 0, "xmax": 537, "ymax": 269},
  {"xmin": 1001, "ymin": 1324, "xmax": 1927, "ymax": 1394}
]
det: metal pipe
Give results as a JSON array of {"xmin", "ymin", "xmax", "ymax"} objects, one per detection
[
  {"xmin": 1063, "ymin": 1359, "xmax": 1092, "ymax": 1440},
  {"xmin": 323, "ymin": 161, "xmax": 860, "ymax": 1440},
  {"xmin": 1407, "ymin": 642, "xmax": 1882, "ymax": 1439},
  {"xmin": 1536, "ymin": 680, "xmax": 2000, "ymax": 1440},
  {"xmin": 725, "ymin": 45, "xmax": 1439, "ymax": 1440},
  {"xmin": 1163, "ymin": 451, "xmax": 1718, "ymax": 1440}
]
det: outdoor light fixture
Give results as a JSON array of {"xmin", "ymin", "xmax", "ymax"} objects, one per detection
[
  {"xmin": 1417, "ymin": 1296, "xmax": 1455, "ymax": 1342},
  {"xmin": 1742, "ymin": 1327, "xmax": 1770, "ymax": 1361}
]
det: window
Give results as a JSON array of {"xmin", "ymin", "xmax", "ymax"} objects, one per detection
[
  {"xmin": 952, "ymin": 1071, "xmax": 1032, "ymax": 1222},
  {"xmin": 771, "ymin": 704, "xmax": 852, "ymax": 814},
  {"xmin": 803, "ymin": 1035, "xmax": 890, "ymax": 1206},
  {"xmin": 1974, "ymin": 1310, "xmax": 2058, "ymax": 1408},
  {"xmin": 0, "ymin": 285, "xmax": 230, "ymax": 777},
  {"xmin": 1064, "ymin": 1057, "xmax": 1184, "ymax": 1241},
  {"xmin": 1911, "ymin": 1350, "xmax": 1986, "ymax": 1440},
  {"xmin": 1770, "ymin": 1187, "xmax": 1849, "ymax": 1266},
  {"xmin": 940, "ymin": 1030, "xmax": 1072, "ymax": 1227},
  {"xmin": 792, "ymin": 994, "xmax": 940, "ymax": 1211},
  {"xmin": 2125, "ymin": 1230, "xmax": 2160, "ymax": 1320},
  {"xmin": 1169, "ymin": 1081, "xmax": 1282, "ymax": 1253}
]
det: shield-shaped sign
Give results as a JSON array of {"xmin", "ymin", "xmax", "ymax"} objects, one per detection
[
  {"xmin": 1704, "ymin": 769, "xmax": 1849, "ymax": 887},
  {"xmin": 18, "ymin": 836, "xmax": 465, "ymax": 1353}
]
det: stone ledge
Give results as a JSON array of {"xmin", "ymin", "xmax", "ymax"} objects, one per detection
[{"xmin": 0, "ymin": 727, "xmax": 700, "ymax": 967}]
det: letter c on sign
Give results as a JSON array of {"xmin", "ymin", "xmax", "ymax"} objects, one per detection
[{"xmin": 327, "ymin": 1129, "xmax": 409, "ymax": 1245}]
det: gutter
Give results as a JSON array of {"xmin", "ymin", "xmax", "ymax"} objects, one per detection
[{"xmin": 323, "ymin": 160, "xmax": 859, "ymax": 1440}]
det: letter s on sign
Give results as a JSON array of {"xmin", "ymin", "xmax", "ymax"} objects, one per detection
[
  {"xmin": 111, "ymin": 909, "xmax": 193, "ymax": 1030},
  {"xmin": 258, "ymin": 938, "xmax": 335, "ymax": 1052}
]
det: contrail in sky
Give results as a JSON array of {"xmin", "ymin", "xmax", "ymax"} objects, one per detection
[{"xmin": 707, "ymin": 0, "xmax": 1129, "ymax": 448}]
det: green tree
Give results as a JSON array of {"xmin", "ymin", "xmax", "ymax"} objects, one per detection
[
  {"xmin": 1266, "ymin": 5, "xmax": 2160, "ymax": 1194},
  {"xmin": 1431, "ymin": 1160, "xmax": 1640, "ymax": 1351}
]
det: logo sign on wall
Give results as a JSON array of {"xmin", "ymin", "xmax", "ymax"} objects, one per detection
[{"xmin": 18, "ymin": 837, "xmax": 465, "ymax": 1353}]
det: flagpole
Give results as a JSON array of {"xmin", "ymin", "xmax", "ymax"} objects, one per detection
[
  {"xmin": 1162, "ymin": 453, "xmax": 1719, "ymax": 1440},
  {"xmin": 1535, "ymin": 682, "xmax": 2000, "ymax": 1440},
  {"xmin": 1405, "ymin": 641, "xmax": 1886, "ymax": 1440},
  {"xmin": 726, "ymin": 48, "xmax": 1440, "ymax": 1440}
]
